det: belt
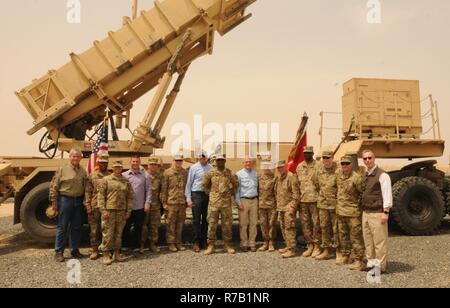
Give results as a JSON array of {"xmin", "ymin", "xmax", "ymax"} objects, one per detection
[
  {"xmin": 60, "ymin": 195, "xmax": 83, "ymax": 199},
  {"xmin": 242, "ymin": 196, "xmax": 258, "ymax": 200},
  {"xmin": 192, "ymin": 191, "xmax": 207, "ymax": 194}
]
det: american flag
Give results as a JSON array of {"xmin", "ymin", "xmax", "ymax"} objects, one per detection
[{"xmin": 87, "ymin": 117, "xmax": 109, "ymax": 176}]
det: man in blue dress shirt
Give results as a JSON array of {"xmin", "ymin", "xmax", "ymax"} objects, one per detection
[
  {"xmin": 185, "ymin": 151, "xmax": 213, "ymax": 252},
  {"xmin": 236, "ymin": 156, "xmax": 259, "ymax": 252}
]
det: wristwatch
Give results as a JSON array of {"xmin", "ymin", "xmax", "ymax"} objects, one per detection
[{"xmin": 383, "ymin": 210, "xmax": 390, "ymax": 215}]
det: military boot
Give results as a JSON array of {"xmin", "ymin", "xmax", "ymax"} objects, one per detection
[
  {"xmin": 102, "ymin": 251, "xmax": 112, "ymax": 266},
  {"xmin": 315, "ymin": 248, "xmax": 333, "ymax": 261},
  {"xmin": 223, "ymin": 243, "xmax": 236, "ymax": 254},
  {"xmin": 113, "ymin": 250, "xmax": 127, "ymax": 262},
  {"xmin": 278, "ymin": 246, "xmax": 288, "ymax": 253},
  {"xmin": 90, "ymin": 247, "xmax": 99, "ymax": 260},
  {"xmin": 176, "ymin": 244, "xmax": 186, "ymax": 252},
  {"xmin": 258, "ymin": 241, "xmax": 269, "ymax": 252},
  {"xmin": 168, "ymin": 244, "xmax": 178, "ymax": 253},
  {"xmin": 311, "ymin": 244, "xmax": 322, "ymax": 258},
  {"xmin": 336, "ymin": 254, "xmax": 350, "ymax": 266},
  {"xmin": 302, "ymin": 244, "xmax": 314, "ymax": 257},
  {"xmin": 350, "ymin": 259, "xmax": 365, "ymax": 271},
  {"xmin": 281, "ymin": 249, "xmax": 297, "ymax": 259},
  {"xmin": 149, "ymin": 242, "xmax": 160, "ymax": 253},
  {"xmin": 268, "ymin": 241, "xmax": 276, "ymax": 252},
  {"xmin": 204, "ymin": 244, "xmax": 216, "ymax": 255}
]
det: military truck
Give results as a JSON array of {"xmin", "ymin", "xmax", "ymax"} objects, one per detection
[
  {"xmin": 0, "ymin": 0, "xmax": 258, "ymax": 243},
  {"xmin": 322, "ymin": 78, "xmax": 449, "ymax": 236}
]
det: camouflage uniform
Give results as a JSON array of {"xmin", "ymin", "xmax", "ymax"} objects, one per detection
[
  {"xmin": 259, "ymin": 173, "xmax": 278, "ymax": 243},
  {"xmin": 84, "ymin": 170, "xmax": 110, "ymax": 250},
  {"xmin": 161, "ymin": 167, "xmax": 188, "ymax": 246},
  {"xmin": 296, "ymin": 160, "xmax": 321, "ymax": 245},
  {"xmin": 98, "ymin": 174, "xmax": 134, "ymax": 253},
  {"xmin": 142, "ymin": 170, "xmax": 162, "ymax": 246},
  {"xmin": 313, "ymin": 162, "xmax": 338, "ymax": 249},
  {"xmin": 275, "ymin": 172, "xmax": 300, "ymax": 250},
  {"xmin": 203, "ymin": 167, "xmax": 238, "ymax": 245},
  {"xmin": 336, "ymin": 168, "xmax": 365, "ymax": 260}
]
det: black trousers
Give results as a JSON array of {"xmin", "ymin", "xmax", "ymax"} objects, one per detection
[
  {"xmin": 191, "ymin": 192, "xmax": 209, "ymax": 246},
  {"xmin": 122, "ymin": 209, "xmax": 145, "ymax": 249}
]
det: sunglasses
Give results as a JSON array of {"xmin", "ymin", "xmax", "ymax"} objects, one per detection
[
  {"xmin": 340, "ymin": 162, "xmax": 351, "ymax": 166},
  {"xmin": 363, "ymin": 157, "xmax": 373, "ymax": 161}
]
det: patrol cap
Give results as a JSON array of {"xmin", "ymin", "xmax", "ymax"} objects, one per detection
[
  {"xmin": 148, "ymin": 156, "xmax": 161, "ymax": 165},
  {"xmin": 276, "ymin": 160, "xmax": 286, "ymax": 168},
  {"xmin": 215, "ymin": 153, "xmax": 226, "ymax": 161},
  {"xmin": 112, "ymin": 160, "xmax": 123, "ymax": 168},
  {"xmin": 173, "ymin": 153, "xmax": 184, "ymax": 161},
  {"xmin": 97, "ymin": 155, "xmax": 109, "ymax": 163},
  {"xmin": 304, "ymin": 146, "xmax": 314, "ymax": 153},
  {"xmin": 340, "ymin": 156, "xmax": 352, "ymax": 164},
  {"xmin": 322, "ymin": 150, "xmax": 334, "ymax": 159}
]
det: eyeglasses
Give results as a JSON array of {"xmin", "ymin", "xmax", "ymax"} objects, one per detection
[
  {"xmin": 340, "ymin": 162, "xmax": 351, "ymax": 166},
  {"xmin": 363, "ymin": 157, "xmax": 373, "ymax": 161}
]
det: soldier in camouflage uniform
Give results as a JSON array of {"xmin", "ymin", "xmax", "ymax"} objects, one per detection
[
  {"xmin": 296, "ymin": 146, "xmax": 321, "ymax": 258},
  {"xmin": 84, "ymin": 155, "xmax": 110, "ymax": 260},
  {"xmin": 258, "ymin": 159, "xmax": 278, "ymax": 252},
  {"xmin": 140, "ymin": 156, "xmax": 163, "ymax": 254},
  {"xmin": 202, "ymin": 154, "xmax": 239, "ymax": 255},
  {"xmin": 98, "ymin": 161, "xmax": 133, "ymax": 266},
  {"xmin": 312, "ymin": 150, "xmax": 338, "ymax": 261},
  {"xmin": 275, "ymin": 160, "xmax": 301, "ymax": 258},
  {"xmin": 161, "ymin": 154, "xmax": 188, "ymax": 253},
  {"xmin": 336, "ymin": 156, "xmax": 365, "ymax": 270}
]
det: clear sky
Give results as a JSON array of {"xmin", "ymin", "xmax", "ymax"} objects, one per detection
[{"xmin": 1, "ymin": 0, "xmax": 449, "ymax": 164}]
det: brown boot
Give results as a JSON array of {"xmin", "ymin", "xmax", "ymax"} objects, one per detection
[
  {"xmin": 139, "ymin": 244, "xmax": 145, "ymax": 255},
  {"xmin": 223, "ymin": 243, "xmax": 236, "ymax": 254},
  {"xmin": 193, "ymin": 243, "xmax": 201, "ymax": 253},
  {"xmin": 168, "ymin": 244, "xmax": 178, "ymax": 253},
  {"xmin": 350, "ymin": 259, "xmax": 365, "ymax": 271},
  {"xmin": 149, "ymin": 242, "xmax": 160, "ymax": 253},
  {"xmin": 113, "ymin": 250, "xmax": 126, "ymax": 262},
  {"xmin": 311, "ymin": 245, "xmax": 322, "ymax": 258},
  {"xmin": 258, "ymin": 241, "xmax": 269, "ymax": 252},
  {"xmin": 102, "ymin": 251, "xmax": 112, "ymax": 266},
  {"xmin": 268, "ymin": 241, "xmax": 276, "ymax": 252},
  {"xmin": 282, "ymin": 249, "xmax": 297, "ymax": 259},
  {"xmin": 278, "ymin": 247, "xmax": 288, "ymax": 254},
  {"xmin": 204, "ymin": 244, "xmax": 216, "ymax": 255},
  {"xmin": 302, "ymin": 244, "xmax": 314, "ymax": 257},
  {"xmin": 176, "ymin": 244, "xmax": 186, "ymax": 252},
  {"xmin": 336, "ymin": 254, "xmax": 350, "ymax": 266},
  {"xmin": 90, "ymin": 247, "xmax": 99, "ymax": 260},
  {"xmin": 315, "ymin": 248, "xmax": 333, "ymax": 261}
]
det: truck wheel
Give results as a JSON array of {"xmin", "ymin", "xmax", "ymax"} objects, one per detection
[
  {"xmin": 392, "ymin": 177, "xmax": 445, "ymax": 235},
  {"xmin": 20, "ymin": 182, "xmax": 56, "ymax": 244}
]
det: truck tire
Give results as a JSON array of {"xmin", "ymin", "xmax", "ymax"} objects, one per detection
[
  {"xmin": 20, "ymin": 182, "xmax": 56, "ymax": 244},
  {"xmin": 392, "ymin": 176, "xmax": 445, "ymax": 235}
]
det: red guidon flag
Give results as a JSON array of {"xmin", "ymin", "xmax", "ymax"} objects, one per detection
[{"xmin": 287, "ymin": 114, "xmax": 308, "ymax": 174}]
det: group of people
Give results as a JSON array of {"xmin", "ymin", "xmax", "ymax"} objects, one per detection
[{"xmin": 49, "ymin": 146, "xmax": 392, "ymax": 273}]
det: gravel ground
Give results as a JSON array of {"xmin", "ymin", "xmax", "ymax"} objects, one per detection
[{"xmin": 0, "ymin": 214, "xmax": 449, "ymax": 288}]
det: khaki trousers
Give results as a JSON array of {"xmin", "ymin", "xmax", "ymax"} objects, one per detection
[
  {"xmin": 363, "ymin": 212, "xmax": 388, "ymax": 271},
  {"xmin": 238, "ymin": 198, "xmax": 259, "ymax": 248}
]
